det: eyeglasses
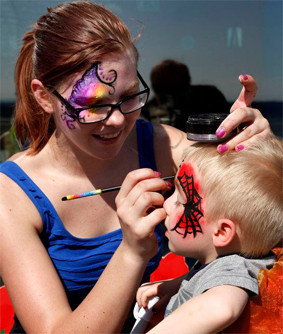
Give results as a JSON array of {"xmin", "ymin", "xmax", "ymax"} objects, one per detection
[{"xmin": 50, "ymin": 71, "xmax": 150, "ymax": 124}]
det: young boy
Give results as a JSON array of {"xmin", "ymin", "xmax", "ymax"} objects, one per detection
[{"xmin": 136, "ymin": 135, "xmax": 283, "ymax": 334}]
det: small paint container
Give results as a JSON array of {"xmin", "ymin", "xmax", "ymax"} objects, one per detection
[{"xmin": 187, "ymin": 113, "xmax": 238, "ymax": 143}]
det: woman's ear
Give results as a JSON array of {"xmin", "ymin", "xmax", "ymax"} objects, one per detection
[
  {"xmin": 31, "ymin": 79, "xmax": 54, "ymax": 114},
  {"xmin": 213, "ymin": 219, "xmax": 236, "ymax": 248}
]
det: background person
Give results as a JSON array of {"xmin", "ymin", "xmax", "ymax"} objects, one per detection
[{"xmin": 141, "ymin": 59, "xmax": 230, "ymax": 131}]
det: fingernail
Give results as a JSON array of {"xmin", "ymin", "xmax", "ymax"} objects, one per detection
[
  {"xmin": 239, "ymin": 74, "xmax": 249, "ymax": 81},
  {"xmin": 218, "ymin": 144, "xmax": 228, "ymax": 154},
  {"xmin": 216, "ymin": 127, "xmax": 226, "ymax": 138},
  {"xmin": 155, "ymin": 171, "xmax": 162, "ymax": 177},
  {"xmin": 165, "ymin": 181, "xmax": 173, "ymax": 188},
  {"xmin": 236, "ymin": 145, "xmax": 244, "ymax": 151}
]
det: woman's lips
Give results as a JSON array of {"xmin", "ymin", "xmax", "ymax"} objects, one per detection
[{"xmin": 93, "ymin": 131, "xmax": 121, "ymax": 141}]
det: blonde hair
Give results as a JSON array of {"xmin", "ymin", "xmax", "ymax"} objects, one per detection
[
  {"xmin": 182, "ymin": 136, "xmax": 283, "ymax": 257},
  {"xmin": 14, "ymin": 0, "xmax": 140, "ymax": 154}
]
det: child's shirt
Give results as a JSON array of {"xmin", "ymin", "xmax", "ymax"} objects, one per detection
[{"xmin": 165, "ymin": 252, "xmax": 276, "ymax": 317}]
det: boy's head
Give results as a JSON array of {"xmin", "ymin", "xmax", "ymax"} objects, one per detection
[{"xmin": 164, "ymin": 136, "xmax": 283, "ymax": 261}]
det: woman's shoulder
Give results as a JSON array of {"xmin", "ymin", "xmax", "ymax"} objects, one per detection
[{"xmin": 0, "ymin": 158, "xmax": 43, "ymax": 233}]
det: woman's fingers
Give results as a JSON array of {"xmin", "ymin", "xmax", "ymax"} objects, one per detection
[
  {"xmin": 116, "ymin": 169, "xmax": 160, "ymax": 203},
  {"xmin": 216, "ymin": 107, "xmax": 271, "ymax": 153},
  {"xmin": 127, "ymin": 178, "xmax": 172, "ymax": 208},
  {"xmin": 214, "ymin": 74, "xmax": 271, "ymax": 153},
  {"xmin": 116, "ymin": 169, "xmax": 172, "ymax": 260},
  {"xmin": 230, "ymin": 74, "xmax": 258, "ymax": 110},
  {"xmin": 116, "ymin": 169, "xmax": 172, "ymax": 208}
]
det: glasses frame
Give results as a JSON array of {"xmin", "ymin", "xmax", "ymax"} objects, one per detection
[{"xmin": 50, "ymin": 71, "xmax": 150, "ymax": 124}]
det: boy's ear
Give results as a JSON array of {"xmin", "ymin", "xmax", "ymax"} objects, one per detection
[
  {"xmin": 31, "ymin": 79, "xmax": 54, "ymax": 114},
  {"xmin": 213, "ymin": 219, "xmax": 236, "ymax": 247}
]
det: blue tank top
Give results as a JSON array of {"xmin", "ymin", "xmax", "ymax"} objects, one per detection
[{"xmin": 0, "ymin": 119, "xmax": 162, "ymax": 310}]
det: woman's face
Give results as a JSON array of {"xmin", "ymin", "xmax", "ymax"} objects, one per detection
[{"xmin": 52, "ymin": 51, "xmax": 141, "ymax": 160}]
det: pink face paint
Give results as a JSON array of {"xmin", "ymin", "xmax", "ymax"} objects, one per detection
[
  {"xmin": 60, "ymin": 62, "xmax": 118, "ymax": 126},
  {"xmin": 171, "ymin": 162, "xmax": 203, "ymax": 238},
  {"xmin": 69, "ymin": 63, "xmax": 114, "ymax": 107}
]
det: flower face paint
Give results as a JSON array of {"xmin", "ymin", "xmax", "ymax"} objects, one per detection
[
  {"xmin": 171, "ymin": 162, "xmax": 204, "ymax": 238},
  {"xmin": 60, "ymin": 62, "xmax": 117, "ymax": 128}
]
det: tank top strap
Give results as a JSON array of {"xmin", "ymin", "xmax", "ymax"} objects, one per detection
[
  {"xmin": 0, "ymin": 161, "xmax": 54, "ymax": 223},
  {"xmin": 136, "ymin": 119, "xmax": 157, "ymax": 170}
]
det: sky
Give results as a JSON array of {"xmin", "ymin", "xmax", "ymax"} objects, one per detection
[{"xmin": 0, "ymin": 0, "xmax": 282, "ymax": 102}]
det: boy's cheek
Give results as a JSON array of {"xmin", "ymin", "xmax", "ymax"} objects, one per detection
[{"xmin": 168, "ymin": 207, "xmax": 183, "ymax": 230}]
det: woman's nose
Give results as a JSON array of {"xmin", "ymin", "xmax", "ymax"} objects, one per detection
[{"xmin": 102, "ymin": 106, "xmax": 125, "ymax": 127}]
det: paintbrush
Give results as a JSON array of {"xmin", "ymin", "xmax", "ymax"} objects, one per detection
[{"xmin": 61, "ymin": 175, "xmax": 175, "ymax": 201}]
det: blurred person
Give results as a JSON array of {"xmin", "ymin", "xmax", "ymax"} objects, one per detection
[{"xmin": 142, "ymin": 59, "xmax": 229, "ymax": 131}]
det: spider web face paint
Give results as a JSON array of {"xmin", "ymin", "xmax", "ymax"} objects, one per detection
[{"xmin": 171, "ymin": 163, "xmax": 204, "ymax": 238}]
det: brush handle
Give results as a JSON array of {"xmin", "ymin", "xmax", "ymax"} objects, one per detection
[{"xmin": 62, "ymin": 176, "xmax": 174, "ymax": 201}]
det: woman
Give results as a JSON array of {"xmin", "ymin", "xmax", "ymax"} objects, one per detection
[{"xmin": 0, "ymin": 1, "xmax": 271, "ymax": 333}]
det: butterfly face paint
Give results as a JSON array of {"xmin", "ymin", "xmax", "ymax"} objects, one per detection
[
  {"xmin": 60, "ymin": 62, "xmax": 117, "ymax": 128},
  {"xmin": 171, "ymin": 162, "xmax": 204, "ymax": 238}
]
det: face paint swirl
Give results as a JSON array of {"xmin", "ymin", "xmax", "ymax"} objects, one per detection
[
  {"xmin": 171, "ymin": 163, "xmax": 204, "ymax": 238},
  {"xmin": 60, "ymin": 62, "xmax": 118, "ymax": 127}
]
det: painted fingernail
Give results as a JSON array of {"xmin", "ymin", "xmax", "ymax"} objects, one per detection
[
  {"xmin": 216, "ymin": 127, "xmax": 226, "ymax": 138},
  {"xmin": 165, "ymin": 181, "xmax": 173, "ymax": 188},
  {"xmin": 236, "ymin": 145, "xmax": 244, "ymax": 151},
  {"xmin": 155, "ymin": 171, "xmax": 162, "ymax": 177},
  {"xmin": 218, "ymin": 144, "xmax": 228, "ymax": 154},
  {"xmin": 239, "ymin": 74, "xmax": 249, "ymax": 81}
]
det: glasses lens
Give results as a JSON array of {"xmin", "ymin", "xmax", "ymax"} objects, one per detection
[
  {"xmin": 120, "ymin": 92, "xmax": 148, "ymax": 114},
  {"xmin": 79, "ymin": 106, "xmax": 110, "ymax": 123},
  {"xmin": 78, "ymin": 91, "xmax": 148, "ymax": 124}
]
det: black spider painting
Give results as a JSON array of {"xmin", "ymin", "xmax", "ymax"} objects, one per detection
[{"xmin": 171, "ymin": 170, "xmax": 203, "ymax": 238}]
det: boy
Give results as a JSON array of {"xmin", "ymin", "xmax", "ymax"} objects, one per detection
[{"xmin": 136, "ymin": 135, "xmax": 283, "ymax": 334}]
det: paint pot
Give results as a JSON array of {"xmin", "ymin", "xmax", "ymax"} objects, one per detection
[{"xmin": 187, "ymin": 113, "xmax": 238, "ymax": 142}]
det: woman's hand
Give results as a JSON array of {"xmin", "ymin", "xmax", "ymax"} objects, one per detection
[
  {"xmin": 216, "ymin": 74, "xmax": 272, "ymax": 153},
  {"xmin": 115, "ymin": 169, "xmax": 172, "ymax": 263}
]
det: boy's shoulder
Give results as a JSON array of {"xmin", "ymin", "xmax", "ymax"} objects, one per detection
[
  {"xmin": 166, "ymin": 253, "xmax": 276, "ymax": 317},
  {"xmin": 190, "ymin": 253, "xmax": 276, "ymax": 293}
]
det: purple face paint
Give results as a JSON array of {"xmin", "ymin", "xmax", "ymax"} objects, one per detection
[
  {"xmin": 68, "ymin": 63, "xmax": 116, "ymax": 107},
  {"xmin": 60, "ymin": 62, "xmax": 118, "ymax": 128}
]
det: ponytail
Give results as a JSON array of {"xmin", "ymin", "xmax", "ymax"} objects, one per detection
[{"xmin": 13, "ymin": 30, "xmax": 55, "ymax": 154}]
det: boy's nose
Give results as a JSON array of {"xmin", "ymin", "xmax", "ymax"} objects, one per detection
[{"xmin": 163, "ymin": 196, "xmax": 171, "ymax": 215}]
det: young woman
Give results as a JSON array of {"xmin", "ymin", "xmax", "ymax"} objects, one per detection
[{"xmin": 0, "ymin": 1, "xmax": 272, "ymax": 333}]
